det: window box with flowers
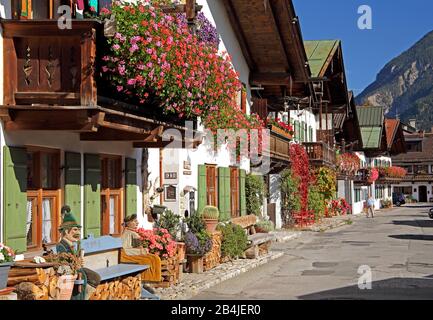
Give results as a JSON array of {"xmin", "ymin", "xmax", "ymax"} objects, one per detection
[
  {"xmin": 267, "ymin": 117, "xmax": 294, "ymax": 140},
  {"xmin": 0, "ymin": 244, "xmax": 15, "ymax": 290}
]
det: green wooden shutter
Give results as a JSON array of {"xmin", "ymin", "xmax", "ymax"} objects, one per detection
[
  {"xmin": 197, "ymin": 165, "xmax": 207, "ymax": 215},
  {"xmin": 239, "ymin": 169, "xmax": 247, "ymax": 216},
  {"xmin": 84, "ymin": 154, "xmax": 101, "ymax": 238},
  {"xmin": 218, "ymin": 167, "xmax": 230, "ymax": 221},
  {"xmin": 125, "ymin": 158, "xmax": 138, "ymax": 217},
  {"xmin": 64, "ymin": 152, "xmax": 82, "ymax": 224},
  {"xmin": 3, "ymin": 146, "xmax": 27, "ymax": 253}
]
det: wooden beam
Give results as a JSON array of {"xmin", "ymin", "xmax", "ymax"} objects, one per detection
[
  {"xmin": 100, "ymin": 120, "xmax": 152, "ymax": 135},
  {"xmin": 14, "ymin": 92, "xmax": 80, "ymax": 105},
  {"xmin": 80, "ymin": 128, "xmax": 150, "ymax": 141},
  {"xmin": 221, "ymin": 0, "xmax": 256, "ymax": 71},
  {"xmin": 265, "ymin": 0, "xmax": 290, "ymax": 72},
  {"xmin": 143, "ymin": 125, "xmax": 164, "ymax": 142},
  {"xmin": 250, "ymin": 72, "xmax": 292, "ymax": 86},
  {"xmin": 80, "ymin": 111, "xmax": 105, "ymax": 132}
]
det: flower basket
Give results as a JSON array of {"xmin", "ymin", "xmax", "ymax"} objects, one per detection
[
  {"xmin": 56, "ymin": 274, "xmax": 77, "ymax": 300},
  {"xmin": 0, "ymin": 262, "xmax": 13, "ymax": 290},
  {"xmin": 187, "ymin": 255, "xmax": 204, "ymax": 274}
]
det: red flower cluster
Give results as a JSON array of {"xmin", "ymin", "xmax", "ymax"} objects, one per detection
[
  {"xmin": 267, "ymin": 117, "xmax": 294, "ymax": 136},
  {"xmin": 136, "ymin": 227, "xmax": 177, "ymax": 259},
  {"xmin": 290, "ymin": 144, "xmax": 314, "ymax": 226},
  {"xmin": 103, "ymin": 2, "xmax": 241, "ymax": 123},
  {"xmin": 367, "ymin": 168, "xmax": 379, "ymax": 183},
  {"xmin": 337, "ymin": 153, "xmax": 360, "ymax": 175},
  {"xmin": 379, "ymin": 166, "xmax": 407, "ymax": 178},
  {"xmin": 329, "ymin": 198, "xmax": 351, "ymax": 216}
]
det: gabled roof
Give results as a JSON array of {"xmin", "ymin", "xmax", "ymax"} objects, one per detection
[
  {"xmin": 385, "ymin": 119, "xmax": 399, "ymax": 149},
  {"xmin": 356, "ymin": 106, "xmax": 384, "ymax": 127},
  {"xmin": 304, "ymin": 40, "xmax": 340, "ymax": 78},
  {"xmin": 356, "ymin": 106, "xmax": 384, "ymax": 149}
]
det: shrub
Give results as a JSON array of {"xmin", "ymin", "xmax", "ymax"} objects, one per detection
[
  {"xmin": 245, "ymin": 174, "xmax": 266, "ymax": 216},
  {"xmin": 255, "ymin": 220, "xmax": 275, "ymax": 233},
  {"xmin": 308, "ymin": 185, "xmax": 326, "ymax": 221},
  {"xmin": 217, "ymin": 223, "xmax": 248, "ymax": 259},
  {"xmin": 185, "ymin": 214, "xmax": 206, "ymax": 234},
  {"xmin": 155, "ymin": 209, "xmax": 180, "ymax": 240},
  {"xmin": 184, "ymin": 230, "xmax": 212, "ymax": 256}
]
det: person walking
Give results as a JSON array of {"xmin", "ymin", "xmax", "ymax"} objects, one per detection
[{"xmin": 367, "ymin": 194, "xmax": 375, "ymax": 218}]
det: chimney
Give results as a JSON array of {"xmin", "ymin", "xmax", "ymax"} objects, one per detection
[{"xmin": 409, "ymin": 118, "xmax": 417, "ymax": 129}]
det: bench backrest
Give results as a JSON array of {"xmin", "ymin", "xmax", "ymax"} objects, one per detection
[
  {"xmin": 231, "ymin": 215, "xmax": 258, "ymax": 229},
  {"xmin": 231, "ymin": 215, "xmax": 258, "ymax": 235},
  {"xmin": 82, "ymin": 236, "xmax": 122, "ymax": 270}
]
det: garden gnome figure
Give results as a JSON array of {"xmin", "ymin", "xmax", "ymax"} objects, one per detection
[{"xmin": 56, "ymin": 206, "xmax": 87, "ymax": 300}]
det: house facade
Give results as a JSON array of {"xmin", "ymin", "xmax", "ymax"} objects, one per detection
[{"xmin": 392, "ymin": 128, "xmax": 433, "ymax": 203}]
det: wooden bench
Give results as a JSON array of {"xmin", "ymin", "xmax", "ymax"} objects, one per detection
[
  {"xmin": 231, "ymin": 215, "xmax": 276, "ymax": 259},
  {"xmin": 53, "ymin": 235, "xmax": 156, "ymax": 300}
]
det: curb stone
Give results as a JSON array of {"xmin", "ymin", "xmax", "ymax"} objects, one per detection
[{"xmin": 155, "ymin": 251, "xmax": 284, "ymax": 300}]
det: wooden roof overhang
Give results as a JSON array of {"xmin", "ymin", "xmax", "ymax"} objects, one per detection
[
  {"xmin": 0, "ymin": 101, "xmax": 201, "ymax": 149},
  {"xmin": 339, "ymin": 91, "xmax": 362, "ymax": 148},
  {"xmin": 385, "ymin": 119, "xmax": 407, "ymax": 155},
  {"xmin": 222, "ymin": 0, "xmax": 313, "ymax": 109},
  {"xmin": 305, "ymin": 40, "xmax": 350, "ymax": 115}
]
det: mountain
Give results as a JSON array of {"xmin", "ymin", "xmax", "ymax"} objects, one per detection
[{"xmin": 356, "ymin": 30, "xmax": 433, "ymax": 131}]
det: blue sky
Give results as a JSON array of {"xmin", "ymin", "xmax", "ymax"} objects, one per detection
[{"xmin": 293, "ymin": 0, "xmax": 433, "ymax": 95}]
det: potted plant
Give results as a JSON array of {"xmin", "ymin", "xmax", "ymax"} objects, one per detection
[
  {"xmin": 0, "ymin": 243, "xmax": 15, "ymax": 290},
  {"xmin": 201, "ymin": 206, "xmax": 220, "ymax": 232},
  {"xmin": 184, "ymin": 230, "xmax": 213, "ymax": 273},
  {"xmin": 155, "ymin": 210, "xmax": 185, "ymax": 260},
  {"xmin": 44, "ymin": 252, "xmax": 81, "ymax": 300}
]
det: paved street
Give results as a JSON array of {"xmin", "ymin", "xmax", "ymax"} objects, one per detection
[{"xmin": 194, "ymin": 205, "xmax": 433, "ymax": 300}]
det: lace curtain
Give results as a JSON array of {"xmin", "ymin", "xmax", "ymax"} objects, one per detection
[{"xmin": 42, "ymin": 199, "xmax": 52, "ymax": 244}]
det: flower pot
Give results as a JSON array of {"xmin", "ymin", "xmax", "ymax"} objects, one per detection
[
  {"xmin": 56, "ymin": 274, "xmax": 77, "ymax": 300},
  {"xmin": 187, "ymin": 255, "xmax": 203, "ymax": 274},
  {"xmin": 204, "ymin": 219, "xmax": 218, "ymax": 232},
  {"xmin": 0, "ymin": 262, "xmax": 13, "ymax": 290},
  {"xmin": 176, "ymin": 242, "xmax": 186, "ymax": 261}
]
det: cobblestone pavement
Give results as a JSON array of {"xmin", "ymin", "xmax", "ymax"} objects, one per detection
[
  {"xmin": 153, "ymin": 214, "xmax": 356, "ymax": 300},
  {"xmin": 193, "ymin": 205, "xmax": 433, "ymax": 300}
]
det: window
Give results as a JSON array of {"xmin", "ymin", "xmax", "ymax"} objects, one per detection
[
  {"xmin": 294, "ymin": 121, "xmax": 300, "ymax": 141},
  {"xmin": 26, "ymin": 148, "xmax": 60, "ymax": 251},
  {"xmin": 230, "ymin": 167, "xmax": 240, "ymax": 218},
  {"xmin": 355, "ymin": 188, "xmax": 361, "ymax": 202},
  {"xmin": 414, "ymin": 165, "xmax": 429, "ymax": 174},
  {"xmin": 237, "ymin": 83, "xmax": 247, "ymax": 114},
  {"xmin": 206, "ymin": 165, "xmax": 218, "ymax": 207},
  {"xmin": 101, "ymin": 156, "xmax": 122, "ymax": 236},
  {"xmin": 309, "ymin": 126, "xmax": 313, "ymax": 142}
]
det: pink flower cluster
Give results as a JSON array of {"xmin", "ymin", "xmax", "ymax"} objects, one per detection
[
  {"xmin": 136, "ymin": 228, "xmax": 177, "ymax": 259},
  {"xmin": 0, "ymin": 243, "xmax": 15, "ymax": 263}
]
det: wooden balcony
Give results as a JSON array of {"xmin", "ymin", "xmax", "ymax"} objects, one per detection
[
  {"xmin": 0, "ymin": 19, "xmax": 198, "ymax": 147},
  {"xmin": 303, "ymin": 142, "xmax": 336, "ymax": 168},
  {"xmin": 269, "ymin": 127, "xmax": 291, "ymax": 164},
  {"xmin": 401, "ymin": 174, "xmax": 433, "ymax": 183}
]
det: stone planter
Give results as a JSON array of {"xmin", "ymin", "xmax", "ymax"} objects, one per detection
[
  {"xmin": 204, "ymin": 219, "xmax": 218, "ymax": 233},
  {"xmin": 0, "ymin": 262, "xmax": 13, "ymax": 290},
  {"xmin": 187, "ymin": 255, "xmax": 204, "ymax": 274}
]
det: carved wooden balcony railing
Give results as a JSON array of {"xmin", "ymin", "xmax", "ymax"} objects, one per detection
[
  {"xmin": 269, "ymin": 127, "xmax": 291, "ymax": 163},
  {"xmin": 303, "ymin": 142, "xmax": 336, "ymax": 168},
  {"xmin": 2, "ymin": 19, "xmax": 99, "ymax": 107},
  {"xmin": 401, "ymin": 174, "xmax": 433, "ymax": 182}
]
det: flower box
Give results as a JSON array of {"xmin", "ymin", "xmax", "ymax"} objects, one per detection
[{"xmin": 270, "ymin": 125, "xmax": 293, "ymax": 140}]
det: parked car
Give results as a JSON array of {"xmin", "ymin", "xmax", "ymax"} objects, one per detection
[{"xmin": 392, "ymin": 193, "xmax": 406, "ymax": 207}]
